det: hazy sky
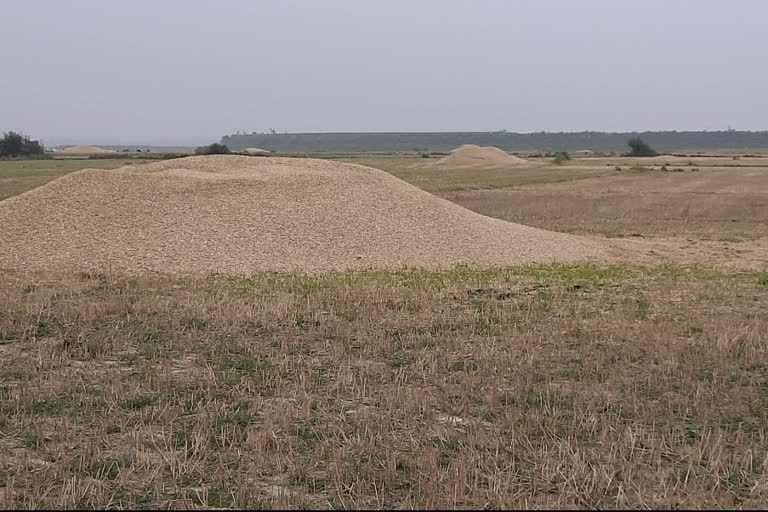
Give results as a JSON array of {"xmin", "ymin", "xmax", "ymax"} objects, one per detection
[{"xmin": 2, "ymin": 0, "xmax": 767, "ymax": 145}]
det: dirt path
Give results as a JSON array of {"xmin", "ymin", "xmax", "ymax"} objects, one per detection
[{"xmin": 601, "ymin": 236, "xmax": 768, "ymax": 270}]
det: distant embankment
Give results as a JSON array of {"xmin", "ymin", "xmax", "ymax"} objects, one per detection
[{"xmin": 220, "ymin": 131, "xmax": 768, "ymax": 153}]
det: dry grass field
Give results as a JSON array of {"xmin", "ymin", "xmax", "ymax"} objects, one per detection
[
  {"xmin": 1, "ymin": 153, "xmax": 768, "ymax": 509},
  {"xmin": 445, "ymin": 165, "xmax": 768, "ymax": 241}
]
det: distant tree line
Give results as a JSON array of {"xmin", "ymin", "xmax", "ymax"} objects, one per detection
[
  {"xmin": 220, "ymin": 130, "xmax": 768, "ymax": 153},
  {"xmin": 0, "ymin": 132, "xmax": 46, "ymax": 158}
]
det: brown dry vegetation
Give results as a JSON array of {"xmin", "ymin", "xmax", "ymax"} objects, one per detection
[
  {"xmin": 445, "ymin": 167, "xmax": 768, "ymax": 242},
  {"xmin": 2, "ymin": 265, "xmax": 768, "ymax": 509},
  {"xmin": 338, "ymin": 155, "xmax": 615, "ymax": 192}
]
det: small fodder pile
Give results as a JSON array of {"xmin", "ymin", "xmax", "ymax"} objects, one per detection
[
  {"xmin": 0, "ymin": 155, "xmax": 605, "ymax": 274},
  {"xmin": 243, "ymin": 147, "xmax": 270, "ymax": 155},
  {"xmin": 60, "ymin": 145, "xmax": 116, "ymax": 154},
  {"xmin": 432, "ymin": 144, "xmax": 530, "ymax": 169}
]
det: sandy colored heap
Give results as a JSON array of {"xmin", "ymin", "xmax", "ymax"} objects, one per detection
[
  {"xmin": 243, "ymin": 148, "xmax": 271, "ymax": 155},
  {"xmin": 0, "ymin": 155, "xmax": 606, "ymax": 274},
  {"xmin": 60, "ymin": 145, "xmax": 116, "ymax": 154},
  {"xmin": 432, "ymin": 145, "xmax": 529, "ymax": 169}
]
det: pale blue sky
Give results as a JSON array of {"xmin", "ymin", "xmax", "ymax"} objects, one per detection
[{"xmin": 2, "ymin": 0, "xmax": 766, "ymax": 145}]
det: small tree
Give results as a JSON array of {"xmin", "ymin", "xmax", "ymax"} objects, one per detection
[
  {"xmin": 195, "ymin": 143, "xmax": 231, "ymax": 155},
  {"xmin": 626, "ymin": 138, "xmax": 658, "ymax": 157},
  {"xmin": 0, "ymin": 132, "xmax": 45, "ymax": 158},
  {"xmin": 552, "ymin": 151, "xmax": 571, "ymax": 165}
]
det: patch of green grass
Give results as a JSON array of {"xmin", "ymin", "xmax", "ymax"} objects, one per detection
[
  {"xmin": 214, "ymin": 409, "xmax": 254, "ymax": 430},
  {"xmin": 695, "ymin": 368, "xmax": 715, "ymax": 384},
  {"xmin": 120, "ymin": 396, "xmax": 155, "ymax": 411},
  {"xmin": 20, "ymin": 431, "xmax": 43, "ymax": 449},
  {"xmin": 296, "ymin": 424, "xmax": 322, "ymax": 453},
  {"xmin": 557, "ymin": 360, "xmax": 606, "ymax": 382},
  {"xmin": 0, "ymin": 368, "xmax": 27, "ymax": 381},
  {"xmin": 503, "ymin": 389, "xmax": 575, "ymax": 412},
  {"xmin": 31, "ymin": 318, "xmax": 51, "ymax": 338},
  {"xmin": 17, "ymin": 396, "xmax": 96, "ymax": 417},
  {"xmin": 388, "ymin": 353, "xmax": 411, "ymax": 368},
  {"xmin": 204, "ymin": 486, "xmax": 235, "ymax": 508},
  {"xmin": 182, "ymin": 317, "xmax": 208, "ymax": 330},
  {"xmin": 209, "ymin": 346, "xmax": 276, "ymax": 389},
  {"xmin": 203, "ymin": 264, "xmax": 763, "ymax": 296},
  {"xmin": 70, "ymin": 456, "xmax": 133, "ymax": 481},
  {"xmin": 630, "ymin": 165, "xmax": 655, "ymax": 173},
  {"xmin": 636, "ymin": 297, "xmax": 651, "ymax": 317},
  {"xmin": 450, "ymin": 359, "xmax": 479, "ymax": 373}
]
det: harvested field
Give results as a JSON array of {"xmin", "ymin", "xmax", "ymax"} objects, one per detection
[
  {"xmin": 1, "ymin": 150, "xmax": 768, "ymax": 509},
  {"xmin": 432, "ymin": 145, "xmax": 530, "ymax": 169},
  {"xmin": 0, "ymin": 155, "xmax": 608, "ymax": 274},
  {"xmin": 2, "ymin": 265, "xmax": 768, "ymax": 509},
  {"xmin": 445, "ymin": 167, "xmax": 768, "ymax": 242}
]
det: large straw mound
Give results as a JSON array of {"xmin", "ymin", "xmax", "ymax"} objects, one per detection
[
  {"xmin": 60, "ymin": 145, "xmax": 115, "ymax": 154},
  {"xmin": 0, "ymin": 156, "xmax": 605, "ymax": 274},
  {"xmin": 432, "ymin": 145, "xmax": 529, "ymax": 169}
]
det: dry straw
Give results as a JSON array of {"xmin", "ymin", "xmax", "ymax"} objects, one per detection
[{"xmin": 0, "ymin": 155, "xmax": 606, "ymax": 274}]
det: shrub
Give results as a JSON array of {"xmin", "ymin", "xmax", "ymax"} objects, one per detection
[
  {"xmin": 0, "ymin": 131, "xmax": 46, "ymax": 158},
  {"xmin": 195, "ymin": 143, "xmax": 230, "ymax": 155},
  {"xmin": 552, "ymin": 151, "xmax": 570, "ymax": 165},
  {"xmin": 626, "ymin": 138, "xmax": 659, "ymax": 157}
]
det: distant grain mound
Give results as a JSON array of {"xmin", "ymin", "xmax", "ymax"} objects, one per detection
[
  {"xmin": 433, "ymin": 145, "xmax": 529, "ymax": 169},
  {"xmin": 61, "ymin": 145, "xmax": 115, "ymax": 154},
  {"xmin": 243, "ymin": 148, "xmax": 270, "ymax": 155},
  {"xmin": 0, "ymin": 155, "xmax": 606, "ymax": 274}
]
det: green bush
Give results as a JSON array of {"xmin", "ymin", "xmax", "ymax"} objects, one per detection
[
  {"xmin": 0, "ymin": 131, "xmax": 46, "ymax": 158},
  {"xmin": 626, "ymin": 138, "xmax": 659, "ymax": 157},
  {"xmin": 552, "ymin": 151, "xmax": 571, "ymax": 165},
  {"xmin": 195, "ymin": 143, "xmax": 230, "ymax": 155}
]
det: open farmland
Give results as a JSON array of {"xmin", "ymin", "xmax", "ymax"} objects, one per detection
[{"xmin": 1, "ymin": 152, "xmax": 768, "ymax": 509}]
